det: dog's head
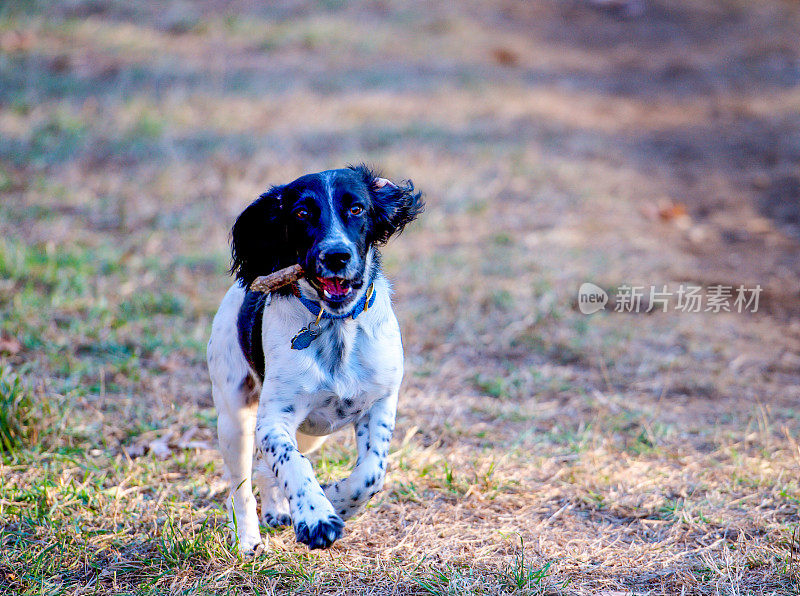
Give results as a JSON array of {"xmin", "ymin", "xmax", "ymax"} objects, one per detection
[{"xmin": 230, "ymin": 164, "xmax": 424, "ymax": 313}]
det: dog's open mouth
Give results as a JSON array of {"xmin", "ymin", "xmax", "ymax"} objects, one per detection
[{"xmin": 316, "ymin": 276, "xmax": 359, "ymax": 304}]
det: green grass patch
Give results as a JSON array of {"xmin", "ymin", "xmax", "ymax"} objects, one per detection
[{"xmin": 0, "ymin": 366, "xmax": 36, "ymax": 457}]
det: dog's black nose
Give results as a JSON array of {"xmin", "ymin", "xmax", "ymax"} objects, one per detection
[{"xmin": 321, "ymin": 250, "xmax": 351, "ymax": 272}]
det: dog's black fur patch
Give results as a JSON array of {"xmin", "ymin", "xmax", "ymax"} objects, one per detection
[{"xmin": 237, "ymin": 290, "xmax": 268, "ymax": 381}]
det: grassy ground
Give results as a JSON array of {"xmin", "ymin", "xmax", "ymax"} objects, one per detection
[{"xmin": 1, "ymin": 0, "xmax": 800, "ymax": 594}]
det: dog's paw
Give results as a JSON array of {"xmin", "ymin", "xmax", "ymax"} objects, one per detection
[
  {"xmin": 294, "ymin": 514, "xmax": 345, "ymax": 550},
  {"xmin": 261, "ymin": 510, "xmax": 292, "ymax": 528},
  {"xmin": 238, "ymin": 534, "xmax": 265, "ymax": 557}
]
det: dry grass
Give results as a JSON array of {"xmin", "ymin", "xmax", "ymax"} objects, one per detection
[{"xmin": 1, "ymin": 0, "xmax": 800, "ymax": 594}]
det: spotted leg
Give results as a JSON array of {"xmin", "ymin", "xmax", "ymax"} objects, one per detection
[
  {"xmin": 324, "ymin": 393, "xmax": 398, "ymax": 519},
  {"xmin": 255, "ymin": 399, "xmax": 344, "ymax": 550},
  {"xmin": 253, "ymin": 432, "xmax": 328, "ymax": 528},
  {"xmin": 253, "ymin": 457, "xmax": 292, "ymax": 528}
]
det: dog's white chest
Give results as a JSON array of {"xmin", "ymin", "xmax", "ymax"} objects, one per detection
[
  {"xmin": 296, "ymin": 323, "xmax": 402, "ymax": 435},
  {"xmin": 258, "ymin": 277, "xmax": 404, "ymax": 436}
]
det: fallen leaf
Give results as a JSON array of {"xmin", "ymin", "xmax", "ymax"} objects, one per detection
[
  {"xmin": 657, "ymin": 200, "xmax": 688, "ymax": 221},
  {"xmin": 125, "ymin": 428, "xmax": 211, "ymax": 459},
  {"xmin": 491, "ymin": 47, "xmax": 519, "ymax": 66},
  {"xmin": 177, "ymin": 426, "xmax": 212, "ymax": 451},
  {"xmin": 157, "ymin": 354, "xmax": 182, "ymax": 373},
  {"xmin": 0, "ymin": 334, "xmax": 22, "ymax": 355},
  {"xmin": 123, "ymin": 443, "xmax": 146, "ymax": 458},
  {"xmin": 640, "ymin": 199, "xmax": 691, "ymax": 229},
  {"xmin": 148, "ymin": 431, "xmax": 174, "ymax": 460},
  {"xmin": 0, "ymin": 30, "xmax": 35, "ymax": 53}
]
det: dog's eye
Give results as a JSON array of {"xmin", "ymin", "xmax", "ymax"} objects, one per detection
[
  {"xmin": 295, "ymin": 208, "xmax": 309, "ymax": 221},
  {"xmin": 349, "ymin": 205, "xmax": 364, "ymax": 216}
]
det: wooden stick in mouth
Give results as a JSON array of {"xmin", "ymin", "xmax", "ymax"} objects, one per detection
[{"xmin": 249, "ymin": 264, "xmax": 305, "ymax": 293}]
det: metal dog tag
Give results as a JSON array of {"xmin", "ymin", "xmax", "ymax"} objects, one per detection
[{"xmin": 291, "ymin": 324, "xmax": 319, "ymax": 350}]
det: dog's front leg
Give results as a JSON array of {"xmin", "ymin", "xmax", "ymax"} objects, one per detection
[
  {"xmin": 256, "ymin": 400, "xmax": 344, "ymax": 549},
  {"xmin": 324, "ymin": 392, "xmax": 398, "ymax": 519}
]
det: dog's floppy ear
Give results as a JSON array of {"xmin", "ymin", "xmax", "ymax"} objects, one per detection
[
  {"xmin": 351, "ymin": 164, "xmax": 425, "ymax": 245},
  {"xmin": 230, "ymin": 185, "xmax": 292, "ymax": 287}
]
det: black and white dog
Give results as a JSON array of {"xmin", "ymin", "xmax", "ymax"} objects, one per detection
[{"xmin": 207, "ymin": 165, "xmax": 423, "ymax": 553}]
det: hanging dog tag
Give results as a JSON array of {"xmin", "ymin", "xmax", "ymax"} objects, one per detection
[
  {"xmin": 291, "ymin": 308, "xmax": 324, "ymax": 350},
  {"xmin": 291, "ymin": 325, "xmax": 319, "ymax": 350}
]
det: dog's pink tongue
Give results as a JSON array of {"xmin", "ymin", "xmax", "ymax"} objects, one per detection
[{"xmin": 320, "ymin": 278, "xmax": 348, "ymax": 297}]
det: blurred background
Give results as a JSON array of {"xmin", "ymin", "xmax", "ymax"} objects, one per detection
[{"xmin": 1, "ymin": 1, "xmax": 799, "ymax": 593}]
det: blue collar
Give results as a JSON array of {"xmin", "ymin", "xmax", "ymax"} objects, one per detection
[{"xmin": 292, "ymin": 283, "xmax": 376, "ymax": 320}]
